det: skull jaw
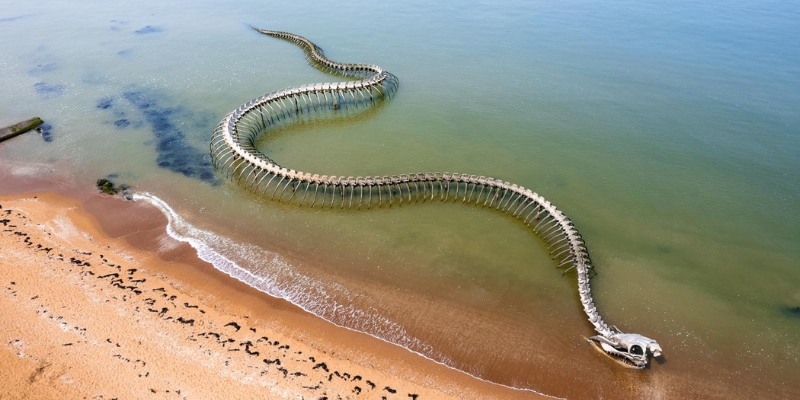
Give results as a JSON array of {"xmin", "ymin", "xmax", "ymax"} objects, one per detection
[{"xmin": 587, "ymin": 336, "xmax": 648, "ymax": 369}]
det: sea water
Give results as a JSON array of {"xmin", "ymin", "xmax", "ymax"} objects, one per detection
[{"xmin": 1, "ymin": 0, "xmax": 798, "ymax": 398}]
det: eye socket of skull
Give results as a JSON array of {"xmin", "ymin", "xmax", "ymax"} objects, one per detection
[{"xmin": 630, "ymin": 345, "xmax": 644, "ymax": 356}]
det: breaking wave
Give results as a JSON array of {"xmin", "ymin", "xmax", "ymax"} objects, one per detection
[{"xmin": 132, "ymin": 192, "xmax": 561, "ymax": 399}]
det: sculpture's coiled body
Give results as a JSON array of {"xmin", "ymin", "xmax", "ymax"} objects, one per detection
[{"xmin": 210, "ymin": 28, "xmax": 662, "ymax": 368}]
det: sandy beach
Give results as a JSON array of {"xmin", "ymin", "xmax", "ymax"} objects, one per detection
[
  {"xmin": 2, "ymin": 157, "xmax": 793, "ymax": 400},
  {"xmin": 3, "ymin": 0, "xmax": 800, "ymax": 397},
  {"xmin": 0, "ymin": 170, "xmax": 547, "ymax": 399}
]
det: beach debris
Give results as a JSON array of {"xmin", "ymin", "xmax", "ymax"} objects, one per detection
[
  {"xmin": 224, "ymin": 321, "xmax": 241, "ymax": 331},
  {"xmin": 0, "ymin": 200, "xmax": 430, "ymax": 398},
  {"xmin": 312, "ymin": 362, "xmax": 329, "ymax": 372},
  {"xmin": 0, "ymin": 117, "xmax": 44, "ymax": 143}
]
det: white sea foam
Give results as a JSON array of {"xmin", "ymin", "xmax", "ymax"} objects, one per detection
[
  {"xmin": 132, "ymin": 192, "xmax": 562, "ymax": 399},
  {"xmin": 132, "ymin": 192, "xmax": 436, "ymax": 350}
]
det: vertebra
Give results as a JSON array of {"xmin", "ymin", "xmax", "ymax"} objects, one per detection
[{"xmin": 210, "ymin": 28, "xmax": 662, "ymax": 369}]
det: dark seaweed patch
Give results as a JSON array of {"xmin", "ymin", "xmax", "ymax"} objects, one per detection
[
  {"xmin": 121, "ymin": 90, "xmax": 217, "ymax": 184},
  {"xmin": 34, "ymin": 82, "xmax": 65, "ymax": 97},
  {"xmin": 135, "ymin": 25, "xmax": 163, "ymax": 34},
  {"xmin": 783, "ymin": 306, "xmax": 800, "ymax": 318},
  {"xmin": 97, "ymin": 97, "xmax": 114, "ymax": 109},
  {"xmin": 96, "ymin": 96, "xmax": 144, "ymax": 130},
  {"xmin": 38, "ymin": 123, "xmax": 53, "ymax": 142}
]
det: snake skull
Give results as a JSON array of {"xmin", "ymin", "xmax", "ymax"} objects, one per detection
[{"xmin": 588, "ymin": 332, "xmax": 663, "ymax": 369}]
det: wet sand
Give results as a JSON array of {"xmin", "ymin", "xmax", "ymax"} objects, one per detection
[
  {"xmin": 0, "ymin": 170, "xmax": 549, "ymax": 399},
  {"xmin": 1, "ymin": 156, "xmax": 796, "ymax": 400}
]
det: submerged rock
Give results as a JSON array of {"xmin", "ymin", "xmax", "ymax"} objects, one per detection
[
  {"xmin": 96, "ymin": 178, "xmax": 119, "ymax": 195},
  {"xmin": 96, "ymin": 176, "xmax": 133, "ymax": 200}
]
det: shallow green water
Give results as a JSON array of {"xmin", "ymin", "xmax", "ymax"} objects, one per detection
[{"xmin": 1, "ymin": 0, "xmax": 798, "ymax": 397}]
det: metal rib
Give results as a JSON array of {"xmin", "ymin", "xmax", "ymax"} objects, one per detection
[{"xmin": 208, "ymin": 27, "xmax": 651, "ymax": 352}]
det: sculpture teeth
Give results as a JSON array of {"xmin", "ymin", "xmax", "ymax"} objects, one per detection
[{"xmin": 209, "ymin": 27, "xmax": 660, "ymax": 369}]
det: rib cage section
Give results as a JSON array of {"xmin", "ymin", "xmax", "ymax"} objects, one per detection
[{"xmin": 210, "ymin": 29, "xmax": 615, "ymax": 338}]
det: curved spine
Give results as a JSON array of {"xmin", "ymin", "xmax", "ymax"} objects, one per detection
[{"xmin": 212, "ymin": 29, "xmax": 630, "ymax": 348}]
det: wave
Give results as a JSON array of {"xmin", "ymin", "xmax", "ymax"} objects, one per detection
[{"xmin": 132, "ymin": 191, "xmax": 562, "ymax": 399}]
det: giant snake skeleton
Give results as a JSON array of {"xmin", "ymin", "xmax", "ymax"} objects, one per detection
[{"xmin": 210, "ymin": 28, "xmax": 663, "ymax": 369}]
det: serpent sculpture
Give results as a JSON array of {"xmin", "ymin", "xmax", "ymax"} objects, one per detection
[{"xmin": 210, "ymin": 28, "xmax": 663, "ymax": 369}]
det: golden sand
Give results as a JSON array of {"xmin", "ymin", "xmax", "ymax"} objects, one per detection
[{"xmin": 0, "ymin": 190, "xmax": 544, "ymax": 399}]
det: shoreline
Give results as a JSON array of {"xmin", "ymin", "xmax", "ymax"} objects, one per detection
[
  {"xmin": 0, "ymin": 164, "xmax": 547, "ymax": 399},
  {"xmin": 2, "ymin": 158, "xmax": 794, "ymax": 400},
  {"xmin": 131, "ymin": 192, "xmax": 562, "ymax": 398}
]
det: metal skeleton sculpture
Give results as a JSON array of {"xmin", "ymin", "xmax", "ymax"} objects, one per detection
[{"xmin": 210, "ymin": 28, "xmax": 663, "ymax": 369}]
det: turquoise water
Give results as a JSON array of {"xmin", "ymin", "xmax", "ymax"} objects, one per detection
[{"xmin": 1, "ymin": 0, "xmax": 798, "ymax": 397}]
